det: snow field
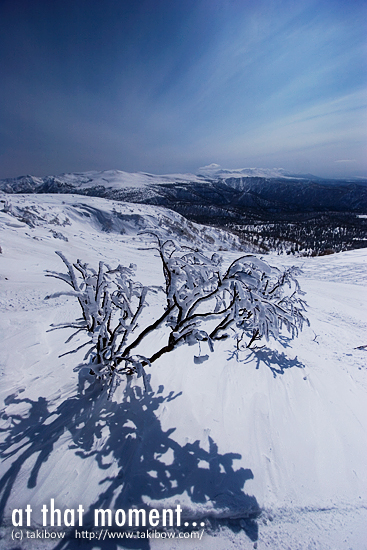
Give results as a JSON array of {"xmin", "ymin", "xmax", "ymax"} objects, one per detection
[{"xmin": 0, "ymin": 195, "xmax": 366, "ymax": 549}]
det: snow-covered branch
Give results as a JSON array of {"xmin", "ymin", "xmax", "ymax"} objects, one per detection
[{"xmin": 46, "ymin": 239, "xmax": 309, "ymax": 396}]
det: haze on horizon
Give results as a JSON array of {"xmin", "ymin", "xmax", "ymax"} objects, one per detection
[{"xmin": 0, "ymin": 0, "xmax": 366, "ymax": 180}]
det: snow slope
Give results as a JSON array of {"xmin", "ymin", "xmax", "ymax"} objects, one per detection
[
  {"xmin": 0, "ymin": 194, "xmax": 366, "ymax": 550},
  {"xmin": 0, "ymin": 193, "xmax": 242, "ymax": 250}
]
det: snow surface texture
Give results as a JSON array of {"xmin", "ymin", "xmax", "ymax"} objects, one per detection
[{"xmin": 0, "ymin": 194, "xmax": 366, "ymax": 549}]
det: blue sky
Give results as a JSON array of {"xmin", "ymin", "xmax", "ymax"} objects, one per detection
[{"xmin": 0, "ymin": 0, "xmax": 366, "ymax": 178}]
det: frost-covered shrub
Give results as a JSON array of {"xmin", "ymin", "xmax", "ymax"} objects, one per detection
[
  {"xmin": 46, "ymin": 237, "xmax": 308, "ymax": 395},
  {"xmin": 46, "ymin": 252, "xmax": 151, "ymax": 394},
  {"xmin": 144, "ymin": 234, "xmax": 308, "ymax": 361}
]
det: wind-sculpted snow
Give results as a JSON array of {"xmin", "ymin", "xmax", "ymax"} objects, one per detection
[{"xmin": 0, "ymin": 194, "xmax": 242, "ymax": 251}]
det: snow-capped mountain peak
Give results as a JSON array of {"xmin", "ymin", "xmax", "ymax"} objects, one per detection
[{"xmin": 197, "ymin": 164, "xmax": 292, "ymax": 179}]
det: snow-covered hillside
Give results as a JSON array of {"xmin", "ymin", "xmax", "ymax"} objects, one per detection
[
  {"xmin": 2, "ymin": 168, "xmax": 366, "ymax": 259},
  {"xmin": 0, "ymin": 193, "xmax": 242, "ymax": 251},
  {"xmin": 0, "ymin": 167, "xmax": 296, "ymax": 195},
  {"xmin": 0, "ymin": 194, "xmax": 366, "ymax": 549}
]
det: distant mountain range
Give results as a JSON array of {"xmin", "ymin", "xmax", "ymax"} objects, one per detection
[
  {"xmin": 1, "ymin": 167, "xmax": 366, "ymax": 217},
  {"xmin": 1, "ymin": 167, "xmax": 366, "ymax": 254}
]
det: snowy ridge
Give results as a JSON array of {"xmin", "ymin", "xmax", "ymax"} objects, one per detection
[
  {"xmin": 47, "ymin": 169, "xmax": 208, "ymax": 190},
  {"xmin": 0, "ymin": 194, "xmax": 366, "ymax": 549},
  {"xmin": 197, "ymin": 163, "xmax": 295, "ymax": 179},
  {"xmin": 0, "ymin": 193, "xmax": 243, "ymax": 251},
  {"xmin": 0, "ymin": 169, "xmax": 209, "ymax": 194},
  {"xmin": 2, "ymin": 169, "xmax": 366, "ymax": 258},
  {"xmin": 0, "ymin": 166, "xmax": 298, "ymax": 194}
]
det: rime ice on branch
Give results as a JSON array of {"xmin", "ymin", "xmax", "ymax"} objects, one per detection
[{"xmin": 46, "ymin": 236, "xmax": 309, "ymax": 395}]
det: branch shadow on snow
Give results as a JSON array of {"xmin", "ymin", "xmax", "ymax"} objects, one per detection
[
  {"xmin": 0, "ymin": 374, "xmax": 260, "ymax": 549},
  {"xmin": 228, "ymin": 345, "xmax": 305, "ymax": 378}
]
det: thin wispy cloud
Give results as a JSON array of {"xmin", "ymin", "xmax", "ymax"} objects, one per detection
[{"xmin": 0, "ymin": 0, "xmax": 366, "ymax": 178}]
